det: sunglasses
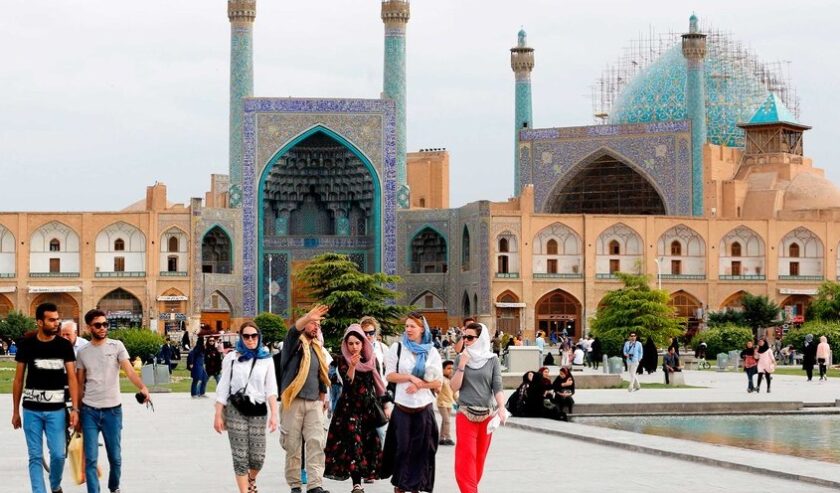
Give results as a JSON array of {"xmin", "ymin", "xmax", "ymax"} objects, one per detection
[
  {"xmin": 364, "ymin": 330, "xmax": 376, "ymax": 336},
  {"xmin": 463, "ymin": 335, "xmax": 478, "ymax": 341},
  {"xmin": 241, "ymin": 333, "xmax": 259, "ymax": 340},
  {"xmin": 91, "ymin": 322, "xmax": 110, "ymax": 329}
]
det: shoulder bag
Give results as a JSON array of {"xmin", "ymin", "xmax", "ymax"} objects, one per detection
[{"xmin": 228, "ymin": 357, "xmax": 268, "ymax": 417}]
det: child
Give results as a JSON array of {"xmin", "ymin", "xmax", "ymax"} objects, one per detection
[{"xmin": 437, "ymin": 360, "xmax": 457, "ymax": 445}]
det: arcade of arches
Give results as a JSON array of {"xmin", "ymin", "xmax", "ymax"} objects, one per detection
[
  {"xmin": 30, "ymin": 293, "xmax": 80, "ymax": 324},
  {"xmin": 548, "ymin": 155, "xmax": 667, "ymax": 215},
  {"xmin": 98, "ymin": 288, "xmax": 143, "ymax": 328},
  {"xmin": 535, "ymin": 289, "xmax": 582, "ymax": 339}
]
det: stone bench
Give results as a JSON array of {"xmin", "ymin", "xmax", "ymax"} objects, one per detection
[{"xmin": 664, "ymin": 370, "xmax": 685, "ymax": 386}]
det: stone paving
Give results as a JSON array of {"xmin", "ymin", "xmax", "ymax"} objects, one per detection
[{"xmin": 1, "ymin": 367, "xmax": 837, "ymax": 493}]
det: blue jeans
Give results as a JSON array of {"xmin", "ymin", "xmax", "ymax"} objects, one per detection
[
  {"xmin": 191, "ymin": 369, "xmax": 208, "ymax": 396},
  {"xmin": 22, "ymin": 408, "xmax": 66, "ymax": 493},
  {"xmin": 81, "ymin": 405, "xmax": 123, "ymax": 493}
]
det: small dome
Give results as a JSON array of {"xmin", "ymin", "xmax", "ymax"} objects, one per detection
[
  {"xmin": 783, "ymin": 173, "xmax": 840, "ymax": 211},
  {"xmin": 517, "ymin": 28, "xmax": 527, "ymax": 47}
]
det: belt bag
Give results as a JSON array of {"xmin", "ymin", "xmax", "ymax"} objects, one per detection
[
  {"xmin": 229, "ymin": 358, "xmax": 267, "ymax": 417},
  {"xmin": 460, "ymin": 406, "xmax": 491, "ymax": 422}
]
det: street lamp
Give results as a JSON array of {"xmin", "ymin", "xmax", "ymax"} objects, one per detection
[{"xmin": 267, "ymin": 254, "xmax": 273, "ymax": 314}]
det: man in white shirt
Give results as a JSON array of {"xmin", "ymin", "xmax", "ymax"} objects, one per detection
[{"xmin": 60, "ymin": 320, "xmax": 89, "ymax": 356}]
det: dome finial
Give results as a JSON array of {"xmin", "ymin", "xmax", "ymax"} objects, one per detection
[
  {"xmin": 689, "ymin": 13, "xmax": 699, "ymax": 33},
  {"xmin": 517, "ymin": 26, "xmax": 527, "ymax": 47}
]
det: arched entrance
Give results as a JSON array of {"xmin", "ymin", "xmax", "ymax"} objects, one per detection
[
  {"xmin": 98, "ymin": 288, "xmax": 143, "ymax": 328},
  {"xmin": 720, "ymin": 291, "xmax": 747, "ymax": 310},
  {"xmin": 669, "ymin": 290, "xmax": 703, "ymax": 340},
  {"xmin": 495, "ymin": 291, "xmax": 521, "ymax": 335},
  {"xmin": 547, "ymin": 154, "xmax": 666, "ymax": 214},
  {"xmin": 535, "ymin": 289, "xmax": 582, "ymax": 340},
  {"xmin": 158, "ymin": 288, "xmax": 188, "ymax": 334},
  {"xmin": 30, "ymin": 293, "xmax": 80, "ymax": 324},
  {"xmin": 0, "ymin": 293, "xmax": 13, "ymax": 318},
  {"xmin": 780, "ymin": 295, "xmax": 812, "ymax": 324},
  {"xmin": 202, "ymin": 290, "xmax": 232, "ymax": 332},
  {"xmin": 202, "ymin": 226, "xmax": 232, "ymax": 274},
  {"xmin": 411, "ymin": 227, "xmax": 448, "ymax": 273},
  {"xmin": 410, "ymin": 291, "xmax": 448, "ymax": 330}
]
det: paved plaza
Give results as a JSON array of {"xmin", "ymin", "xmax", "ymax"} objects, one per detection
[{"xmin": 2, "ymin": 368, "xmax": 839, "ymax": 492}]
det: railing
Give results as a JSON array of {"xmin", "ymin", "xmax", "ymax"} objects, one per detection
[
  {"xmin": 778, "ymin": 275, "xmax": 824, "ymax": 281},
  {"xmin": 719, "ymin": 275, "xmax": 766, "ymax": 281},
  {"xmin": 30, "ymin": 272, "xmax": 79, "ymax": 278},
  {"xmin": 659, "ymin": 274, "xmax": 706, "ymax": 280},
  {"xmin": 0, "ymin": 273, "xmax": 14, "ymax": 278},
  {"xmin": 495, "ymin": 272, "xmax": 519, "ymax": 279},
  {"xmin": 160, "ymin": 271, "xmax": 189, "ymax": 277},
  {"xmin": 534, "ymin": 273, "xmax": 583, "ymax": 279},
  {"xmin": 95, "ymin": 271, "xmax": 146, "ymax": 278},
  {"xmin": 595, "ymin": 273, "xmax": 621, "ymax": 280}
]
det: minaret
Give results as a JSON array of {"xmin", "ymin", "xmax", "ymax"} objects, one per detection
[
  {"xmin": 511, "ymin": 28, "xmax": 534, "ymax": 196},
  {"xmin": 682, "ymin": 14, "xmax": 707, "ymax": 217},
  {"xmin": 382, "ymin": 0, "xmax": 410, "ymax": 208},
  {"xmin": 227, "ymin": 0, "xmax": 256, "ymax": 208}
]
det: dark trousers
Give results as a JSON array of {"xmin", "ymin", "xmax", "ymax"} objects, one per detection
[
  {"xmin": 745, "ymin": 366, "xmax": 757, "ymax": 391},
  {"xmin": 757, "ymin": 372, "xmax": 772, "ymax": 391},
  {"xmin": 806, "ymin": 365, "xmax": 814, "ymax": 381}
]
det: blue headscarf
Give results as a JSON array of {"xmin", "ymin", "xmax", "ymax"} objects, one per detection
[
  {"xmin": 236, "ymin": 329, "xmax": 271, "ymax": 361},
  {"xmin": 402, "ymin": 315, "xmax": 434, "ymax": 378}
]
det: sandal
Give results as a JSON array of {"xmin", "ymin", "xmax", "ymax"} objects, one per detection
[
  {"xmin": 351, "ymin": 485, "xmax": 364, "ymax": 493},
  {"xmin": 247, "ymin": 475, "xmax": 258, "ymax": 493}
]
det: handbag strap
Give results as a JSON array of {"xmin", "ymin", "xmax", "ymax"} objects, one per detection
[{"xmin": 229, "ymin": 356, "xmax": 258, "ymax": 397}]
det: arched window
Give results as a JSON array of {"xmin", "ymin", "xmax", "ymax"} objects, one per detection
[
  {"xmin": 202, "ymin": 226, "xmax": 232, "ymax": 274},
  {"xmin": 499, "ymin": 238, "xmax": 509, "ymax": 253},
  {"xmin": 546, "ymin": 239, "xmax": 558, "ymax": 255},
  {"xmin": 168, "ymin": 236, "xmax": 179, "ymax": 253},
  {"xmin": 609, "ymin": 240, "xmax": 620, "ymax": 255},
  {"xmin": 49, "ymin": 239, "xmax": 61, "ymax": 252},
  {"xmin": 114, "ymin": 239, "xmax": 125, "ymax": 251},
  {"xmin": 670, "ymin": 241, "xmax": 682, "ymax": 256},
  {"xmin": 731, "ymin": 242, "xmax": 741, "ymax": 257},
  {"xmin": 462, "ymin": 292, "xmax": 471, "ymax": 317},
  {"xmin": 461, "ymin": 226, "xmax": 470, "ymax": 271},
  {"xmin": 789, "ymin": 243, "xmax": 800, "ymax": 258},
  {"xmin": 411, "ymin": 228, "xmax": 447, "ymax": 274}
]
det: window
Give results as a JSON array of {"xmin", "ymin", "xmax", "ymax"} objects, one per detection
[
  {"xmin": 609, "ymin": 240, "xmax": 620, "ymax": 255},
  {"xmin": 424, "ymin": 295, "xmax": 434, "ymax": 309},
  {"xmin": 49, "ymin": 239, "xmax": 60, "ymax": 252},
  {"xmin": 609, "ymin": 259, "xmax": 620, "ymax": 274},
  {"xmin": 167, "ymin": 256, "xmax": 178, "ymax": 272},
  {"xmin": 461, "ymin": 227, "xmax": 470, "ymax": 272},
  {"xmin": 419, "ymin": 198, "xmax": 426, "ymax": 208},
  {"xmin": 114, "ymin": 257, "xmax": 125, "ymax": 272},
  {"xmin": 498, "ymin": 255, "xmax": 509, "ymax": 274},
  {"xmin": 731, "ymin": 242, "xmax": 741, "ymax": 257},
  {"xmin": 49, "ymin": 258, "xmax": 60, "ymax": 273},
  {"xmin": 789, "ymin": 243, "xmax": 800, "ymax": 258},
  {"xmin": 670, "ymin": 241, "xmax": 682, "ymax": 256},
  {"xmin": 211, "ymin": 294, "xmax": 219, "ymax": 309},
  {"xmin": 546, "ymin": 239, "xmax": 558, "ymax": 255},
  {"xmin": 789, "ymin": 262, "xmax": 800, "ymax": 276},
  {"xmin": 547, "ymin": 259, "xmax": 558, "ymax": 274},
  {"xmin": 114, "ymin": 239, "xmax": 125, "ymax": 251},
  {"xmin": 499, "ymin": 238, "xmax": 509, "ymax": 253},
  {"xmin": 168, "ymin": 236, "xmax": 179, "ymax": 253},
  {"xmin": 671, "ymin": 260, "xmax": 682, "ymax": 275},
  {"xmin": 731, "ymin": 261, "xmax": 741, "ymax": 276}
]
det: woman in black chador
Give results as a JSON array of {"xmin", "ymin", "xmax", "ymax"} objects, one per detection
[{"xmin": 641, "ymin": 336, "xmax": 659, "ymax": 374}]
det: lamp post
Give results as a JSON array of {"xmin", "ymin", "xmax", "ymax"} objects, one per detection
[{"xmin": 267, "ymin": 254, "xmax": 273, "ymax": 314}]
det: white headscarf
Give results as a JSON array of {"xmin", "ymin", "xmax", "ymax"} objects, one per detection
[{"xmin": 465, "ymin": 323, "xmax": 497, "ymax": 370}]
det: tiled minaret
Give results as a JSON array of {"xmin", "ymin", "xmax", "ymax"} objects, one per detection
[
  {"xmin": 227, "ymin": 0, "xmax": 255, "ymax": 207},
  {"xmin": 511, "ymin": 28, "xmax": 534, "ymax": 196},
  {"xmin": 382, "ymin": 0, "xmax": 410, "ymax": 208},
  {"xmin": 682, "ymin": 14, "xmax": 707, "ymax": 216}
]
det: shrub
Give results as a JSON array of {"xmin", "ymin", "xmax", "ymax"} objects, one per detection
[
  {"xmin": 108, "ymin": 328, "xmax": 164, "ymax": 362},
  {"xmin": 253, "ymin": 312, "xmax": 288, "ymax": 346},
  {"xmin": 691, "ymin": 323, "xmax": 753, "ymax": 357},
  {"xmin": 783, "ymin": 321, "xmax": 840, "ymax": 364},
  {"xmin": 0, "ymin": 310, "xmax": 37, "ymax": 341}
]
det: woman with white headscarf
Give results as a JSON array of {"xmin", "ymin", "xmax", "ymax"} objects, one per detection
[{"xmin": 449, "ymin": 322, "xmax": 506, "ymax": 493}]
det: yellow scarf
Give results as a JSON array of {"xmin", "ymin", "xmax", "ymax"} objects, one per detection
[{"xmin": 281, "ymin": 335, "xmax": 330, "ymax": 410}]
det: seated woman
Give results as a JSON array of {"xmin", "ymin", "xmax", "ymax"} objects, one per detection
[
  {"xmin": 524, "ymin": 367, "xmax": 552, "ymax": 418},
  {"xmin": 506, "ymin": 371, "xmax": 533, "ymax": 417},
  {"xmin": 551, "ymin": 367, "xmax": 575, "ymax": 415}
]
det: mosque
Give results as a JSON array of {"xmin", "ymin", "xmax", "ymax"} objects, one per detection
[{"xmin": 1, "ymin": 2, "xmax": 839, "ymax": 341}]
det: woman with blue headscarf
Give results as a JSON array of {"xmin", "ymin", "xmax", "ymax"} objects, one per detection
[
  {"xmin": 381, "ymin": 311, "xmax": 443, "ymax": 493},
  {"xmin": 214, "ymin": 321, "xmax": 278, "ymax": 493}
]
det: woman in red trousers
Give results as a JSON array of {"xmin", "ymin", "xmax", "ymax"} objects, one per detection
[{"xmin": 450, "ymin": 322, "xmax": 506, "ymax": 493}]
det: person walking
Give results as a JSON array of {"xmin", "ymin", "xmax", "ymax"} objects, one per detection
[
  {"xmin": 214, "ymin": 322, "xmax": 278, "ymax": 493},
  {"xmin": 816, "ymin": 335, "xmax": 831, "ymax": 381},
  {"xmin": 756, "ymin": 338, "xmax": 775, "ymax": 393},
  {"xmin": 187, "ymin": 337, "xmax": 209, "ymax": 397},
  {"xmin": 803, "ymin": 334, "xmax": 818, "ymax": 382},
  {"xmin": 12, "ymin": 302, "xmax": 79, "ymax": 493},
  {"xmin": 740, "ymin": 340, "xmax": 758, "ymax": 393},
  {"xmin": 590, "ymin": 337, "xmax": 603, "ymax": 370},
  {"xmin": 382, "ymin": 312, "xmax": 443, "ymax": 493},
  {"xmin": 205, "ymin": 336, "xmax": 223, "ymax": 384},
  {"xmin": 623, "ymin": 332, "xmax": 643, "ymax": 392},
  {"xmin": 76, "ymin": 309, "xmax": 150, "ymax": 493},
  {"xmin": 278, "ymin": 305, "xmax": 332, "ymax": 493},
  {"xmin": 324, "ymin": 325, "xmax": 387, "ymax": 492},
  {"xmin": 450, "ymin": 322, "xmax": 506, "ymax": 493}
]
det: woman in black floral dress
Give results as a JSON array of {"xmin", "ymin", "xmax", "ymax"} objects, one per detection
[{"xmin": 325, "ymin": 324, "xmax": 386, "ymax": 493}]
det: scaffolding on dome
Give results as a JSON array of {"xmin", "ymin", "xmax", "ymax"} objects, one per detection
[{"xmin": 591, "ymin": 26, "xmax": 800, "ymax": 126}]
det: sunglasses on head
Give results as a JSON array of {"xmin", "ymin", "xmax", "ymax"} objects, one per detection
[
  {"xmin": 463, "ymin": 335, "xmax": 478, "ymax": 341},
  {"xmin": 91, "ymin": 322, "xmax": 110, "ymax": 329},
  {"xmin": 241, "ymin": 333, "xmax": 259, "ymax": 340}
]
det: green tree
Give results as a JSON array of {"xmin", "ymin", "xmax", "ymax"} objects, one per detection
[
  {"xmin": 590, "ymin": 273, "xmax": 685, "ymax": 357},
  {"xmin": 296, "ymin": 253, "xmax": 412, "ymax": 346},
  {"xmin": 691, "ymin": 323, "xmax": 753, "ymax": 357},
  {"xmin": 707, "ymin": 309, "xmax": 746, "ymax": 328},
  {"xmin": 108, "ymin": 328, "xmax": 164, "ymax": 362},
  {"xmin": 0, "ymin": 310, "xmax": 37, "ymax": 341},
  {"xmin": 807, "ymin": 281, "xmax": 840, "ymax": 322},
  {"xmin": 253, "ymin": 312, "xmax": 287, "ymax": 346},
  {"xmin": 784, "ymin": 321, "xmax": 840, "ymax": 364},
  {"xmin": 741, "ymin": 292, "xmax": 780, "ymax": 333}
]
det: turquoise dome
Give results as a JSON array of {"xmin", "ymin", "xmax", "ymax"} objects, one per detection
[{"xmin": 609, "ymin": 43, "xmax": 771, "ymax": 147}]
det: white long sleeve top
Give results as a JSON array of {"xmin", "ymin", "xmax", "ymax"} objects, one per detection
[
  {"xmin": 215, "ymin": 351, "xmax": 278, "ymax": 406},
  {"xmin": 385, "ymin": 342, "xmax": 443, "ymax": 409}
]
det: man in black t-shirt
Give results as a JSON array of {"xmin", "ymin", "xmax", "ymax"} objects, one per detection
[{"xmin": 12, "ymin": 302, "xmax": 79, "ymax": 493}]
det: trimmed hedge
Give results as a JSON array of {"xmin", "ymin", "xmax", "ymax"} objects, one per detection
[
  {"xmin": 691, "ymin": 323, "xmax": 753, "ymax": 357},
  {"xmin": 783, "ymin": 322, "xmax": 840, "ymax": 364}
]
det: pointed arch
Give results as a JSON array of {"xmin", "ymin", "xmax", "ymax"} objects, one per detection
[
  {"xmin": 410, "ymin": 290, "xmax": 446, "ymax": 310},
  {"xmin": 720, "ymin": 290, "xmax": 748, "ymax": 310},
  {"xmin": 30, "ymin": 292, "xmax": 79, "ymax": 324},
  {"xmin": 97, "ymin": 288, "xmax": 143, "ymax": 328},
  {"xmin": 719, "ymin": 226, "xmax": 765, "ymax": 278},
  {"xmin": 496, "ymin": 290, "xmax": 519, "ymax": 303},
  {"xmin": 462, "ymin": 291, "xmax": 471, "ymax": 317},
  {"xmin": 0, "ymin": 293, "xmax": 13, "ymax": 318},
  {"xmin": 535, "ymin": 289, "xmax": 582, "ymax": 339},
  {"xmin": 657, "ymin": 224, "xmax": 706, "ymax": 277},
  {"xmin": 0, "ymin": 224, "xmax": 15, "ymax": 277},
  {"xmin": 461, "ymin": 225, "xmax": 471, "ymax": 271},
  {"xmin": 778, "ymin": 227, "xmax": 823, "ymax": 279},
  {"xmin": 596, "ymin": 223, "xmax": 643, "ymax": 276},
  {"xmin": 29, "ymin": 221, "xmax": 80, "ymax": 276},
  {"xmin": 202, "ymin": 226, "xmax": 233, "ymax": 274},
  {"xmin": 410, "ymin": 226, "xmax": 448, "ymax": 273}
]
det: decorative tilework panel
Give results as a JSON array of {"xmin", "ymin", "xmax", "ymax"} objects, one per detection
[{"xmin": 229, "ymin": 26, "xmax": 253, "ymax": 207}]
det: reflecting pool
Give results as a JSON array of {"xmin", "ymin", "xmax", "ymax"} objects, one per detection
[{"xmin": 577, "ymin": 414, "xmax": 840, "ymax": 463}]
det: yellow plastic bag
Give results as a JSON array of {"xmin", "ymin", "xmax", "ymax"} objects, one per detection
[{"xmin": 67, "ymin": 432, "xmax": 103, "ymax": 485}]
